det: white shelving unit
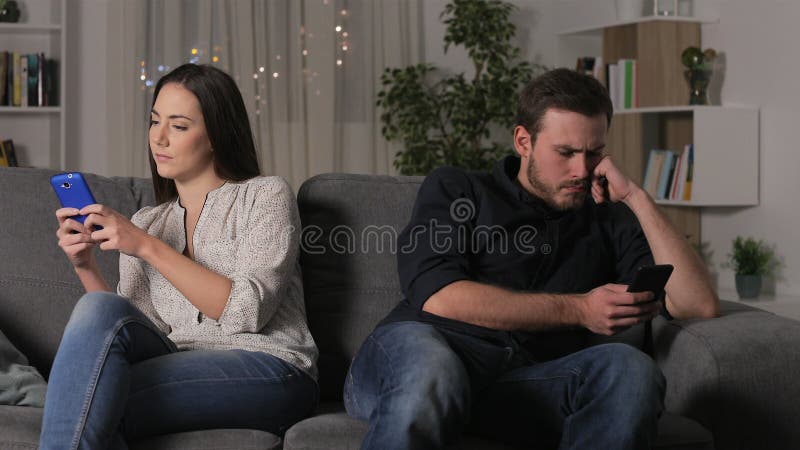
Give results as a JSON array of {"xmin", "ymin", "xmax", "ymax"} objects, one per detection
[
  {"xmin": 555, "ymin": 13, "xmax": 760, "ymax": 209},
  {"xmin": 640, "ymin": 106, "xmax": 760, "ymax": 207},
  {"xmin": 0, "ymin": 0, "xmax": 66, "ymax": 169}
]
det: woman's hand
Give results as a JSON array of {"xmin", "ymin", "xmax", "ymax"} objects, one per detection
[
  {"xmin": 81, "ymin": 204, "xmax": 151, "ymax": 257},
  {"xmin": 55, "ymin": 208, "xmax": 97, "ymax": 269}
]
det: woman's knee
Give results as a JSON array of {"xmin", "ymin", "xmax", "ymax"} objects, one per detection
[{"xmin": 68, "ymin": 292, "xmax": 137, "ymax": 331}]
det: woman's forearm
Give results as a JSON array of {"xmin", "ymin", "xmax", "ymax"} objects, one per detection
[
  {"xmin": 138, "ymin": 236, "xmax": 232, "ymax": 320},
  {"xmin": 75, "ymin": 264, "xmax": 112, "ymax": 293}
]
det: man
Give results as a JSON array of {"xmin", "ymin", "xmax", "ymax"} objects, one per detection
[{"xmin": 344, "ymin": 68, "xmax": 718, "ymax": 449}]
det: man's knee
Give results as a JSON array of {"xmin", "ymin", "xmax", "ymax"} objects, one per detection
[
  {"xmin": 588, "ymin": 343, "xmax": 665, "ymax": 402},
  {"xmin": 348, "ymin": 322, "xmax": 471, "ymax": 420}
]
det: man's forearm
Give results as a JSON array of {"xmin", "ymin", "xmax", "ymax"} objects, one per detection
[
  {"xmin": 423, "ymin": 280, "xmax": 582, "ymax": 331},
  {"xmin": 624, "ymin": 187, "xmax": 719, "ymax": 319}
]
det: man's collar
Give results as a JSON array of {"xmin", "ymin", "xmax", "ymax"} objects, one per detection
[{"xmin": 491, "ymin": 155, "xmax": 579, "ymax": 220}]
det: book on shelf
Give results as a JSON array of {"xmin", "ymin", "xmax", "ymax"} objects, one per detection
[
  {"xmin": 26, "ymin": 54, "xmax": 39, "ymax": 106},
  {"xmin": 682, "ymin": 144, "xmax": 694, "ymax": 201},
  {"xmin": 12, "ymin": 52, "xmax": 21, "ymax": 106},
  {"xmin": 0, "ymin": 51, "xmax": 57, "ymax": 107},
  {"xmin": 643, "ymin": 145, "xmax": 695, "ymax": 202},
  {"xmin": 592, "ymin": 58, "xmax": 638, "ymax": 111},
  {"xmin": 643, "ymin": 149, "xmax": 666, "ymax": 198},
  {"xmin": 669, "ymin": 147, "xmax": 684, "ymax": 200},
  {"xmin": 656, "ymin": 150, "xmax": 675, "ymax": 199},
  {"xmin": 0, "ymin": 52, "xmax": 6, "ymax": 105},
  {"xmin": 0, "ymin": 139, "xmax": 19, "ymax": 167}
]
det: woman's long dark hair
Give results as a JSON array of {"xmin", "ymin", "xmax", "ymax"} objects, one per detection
[{"xmin": 148, "ymin": 64, "xmax": 261, "ymax": 204}]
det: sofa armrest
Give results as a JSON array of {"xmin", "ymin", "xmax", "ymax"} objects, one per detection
[{"xmin": 653, "ymin": 300, "xmax": 800, "ymax": 449}]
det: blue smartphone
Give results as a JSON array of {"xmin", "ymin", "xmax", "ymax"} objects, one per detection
[{"xmin": 50, "ymin": 172, "xmax": 98, "ymax": 225}]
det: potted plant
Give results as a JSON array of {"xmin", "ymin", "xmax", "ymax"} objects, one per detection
[
  {"xmin": 723, "ymin": 236, "xmax": 778, "ymax": 299},
  {"xmin": 377, "ymin": 0, "xmax": 545, "ymax": 175}
]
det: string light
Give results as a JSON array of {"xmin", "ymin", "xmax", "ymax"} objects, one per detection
[
  {"xmin": 340, "ymin": 9, "xmax": 347, "ymax": 16},
  {"xmin": 259, "ymin": 66, "xmax": 265, "ymax": 72},
  {"xmin": 253, "ymin": 73, "xmax": 259, "ymax": 79},
  {"xmin": 342, "ymin": 31, "xmax": 348, "ymax": 38},
  {"xmin": 336, "ymin": 59, "xmax": 342, "ymax": 66},
  {"xmin": 191, "ymin": 48, "xmax": 198, "ymax": 55},
  {"xmin": 335, "ymin": 26, "xmax": 342, "ymax": 32},
  {"xmin": 273, "ymin": 72, "xmax": 279, "ymax": 79},
  {"xmin": 342, "ymin": 45, "xmax": 348, "ymax": 51},
  {"xmin": 302, "ymin": 49, "xmax": 308, "ymax": 56},
  {"xmin": 212, "ymin": 56, "xmax": 219, "ymax": 62}
]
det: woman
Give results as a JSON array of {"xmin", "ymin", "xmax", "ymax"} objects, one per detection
[{"xmin": 40, "ymin": 64, "xmax": 318, "ymax": 449}]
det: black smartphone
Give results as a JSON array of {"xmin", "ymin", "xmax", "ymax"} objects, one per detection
[
  {"xmin": 627, "ymin": 264, "xmax": 674, "ymax": 300},
  {"xmin": 50, "ymin": 172, "xmax": 98, "ymax": 225}
]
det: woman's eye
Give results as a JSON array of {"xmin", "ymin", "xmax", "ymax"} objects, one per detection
[
  {"xmin": 173, "ymin": 125, "xmax": 188, "ymax": 131},
  {"xmin": 149, "ymin": 120, "xmax": 159, "ymax": 127}
]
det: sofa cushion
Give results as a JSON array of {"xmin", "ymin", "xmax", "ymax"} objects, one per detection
[
  {"xmin": 283, "ymin": 403, "xmax": 519, "ymax": 450},
  {"xmin": 0, "ymin": 329, "xmax": 46, "ymax": 407},
  {"xmin": 297, "ymin": 174, "xmax": 423, "ymax": 401},
  {"xmin": 0, "ymin": 405, "xmax": 281, "ymax": 450},
  {"xmin": 0, "ymin": 168, "xmax": 154, "ymax": 377},
  {"xmin": 0, "ymin": 405, "xmax": 41, "ymax": 450},
  {"xmin": 129, "ymin": 429, "xmax": 281, "ymax": 450},
  {"xmin": 283, "ymin": 403, "xmax": 712, "ymax": 450}
]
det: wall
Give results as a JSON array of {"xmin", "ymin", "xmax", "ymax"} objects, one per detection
[
  {"xmin": 701, "ymin": 0, "xmax": 800, "ymax": 296},
  {"xmin": 64, "ymin": 0, "xmax": 800, "ymax": 296},
  {"xmin": 65, "ymin": 0, "xmax": 109, "ymax": 175}
]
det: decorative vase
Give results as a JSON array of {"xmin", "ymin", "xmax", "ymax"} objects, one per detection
[
  {"xmin": 684, "ymin": 68, "xmax": 712, "ymax": 105},
  {"xmin": 735, "ymin": 274, "xmax": 762, "ymax": 299}
]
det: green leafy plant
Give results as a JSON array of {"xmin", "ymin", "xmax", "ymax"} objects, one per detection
[
  {"xmin": 377, "ymin": 0, "xmax": 544, "ymax": 175},
  {"xmin": 722, "ymin": 236, "xmax": 778, "ymax": 276}
]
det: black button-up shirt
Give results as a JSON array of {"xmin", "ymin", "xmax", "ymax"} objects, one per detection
[{"xmin": 381, "ymin": 155, "xmax": 657, "ymax": 360}]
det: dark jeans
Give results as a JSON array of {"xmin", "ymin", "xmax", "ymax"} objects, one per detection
[
  {"xmin": 344, "ymin": 321, "xmax": 665, "ymax": 450},
  {"xmin": 40, "ymin": 292, "xmax": 318, "ymax": 450}
]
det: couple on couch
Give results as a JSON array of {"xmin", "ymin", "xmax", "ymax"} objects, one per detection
[{"xmin": 41, "ymin": 64, "xmax": 717, "ymax": 450}]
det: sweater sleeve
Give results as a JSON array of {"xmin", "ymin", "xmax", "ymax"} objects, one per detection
[{"xmin": 216, "ymin": 178, "xmax": 300, "ymax": 334}]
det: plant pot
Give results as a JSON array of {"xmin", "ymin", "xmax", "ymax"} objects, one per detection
[{"xmin": 735, "ymin": 274, "xmax": 762, "ymax": 299}]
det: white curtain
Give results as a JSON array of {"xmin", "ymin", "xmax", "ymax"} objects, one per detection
[{"xmin": 106, "ymin": 0, "xmax": 423, "ymax": 190}]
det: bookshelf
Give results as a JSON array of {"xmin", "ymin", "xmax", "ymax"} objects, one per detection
[
  {"xmin": 557, "ymin": 15, "xmax": 760, "ymax": 245},
  {"xmin": 0, "ymin": 0, "xmax": 66, "ymax": 170}
]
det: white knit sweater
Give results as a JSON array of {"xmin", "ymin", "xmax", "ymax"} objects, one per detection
[{"xmin": 117, "ymin": 176, "xmax": 318, "ymax": 380}]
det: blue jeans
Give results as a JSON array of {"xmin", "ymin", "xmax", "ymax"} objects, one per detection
[
  {"xmin": 344, "ymin": 321, "xmax": 665, "ymax": 450},
  {"xmin": 40, "ymin": 292, "xmax": 318, "ymax": 450}
]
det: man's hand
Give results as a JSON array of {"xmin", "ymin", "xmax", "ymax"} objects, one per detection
[
  {"xmin": 577, "ymin": 283, "xmax": 661, "ymax": 336},
  {"xmin": 591, "ymin": 155, "xmax": 638, "ymax": 204},
  {"xmin": 81, "ymin": 204, "xmax": 152, "ymax": 257}
]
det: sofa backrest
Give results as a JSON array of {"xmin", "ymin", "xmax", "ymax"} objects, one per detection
[
  {"xmin": 297, "ymin": 173, "xmax": 423, "ymax": 401},
  {"xmin": 0, "ymin": 167, "xmax": 155, "ymax": 377}
]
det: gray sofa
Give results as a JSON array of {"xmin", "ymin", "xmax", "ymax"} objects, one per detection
[{"xmin": 1, "ymin": 167, "xmax": 799, "ymax": 450}]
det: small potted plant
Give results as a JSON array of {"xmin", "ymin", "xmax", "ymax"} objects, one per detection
[{"xmin": 723, "ymin": 236, "xmax": 778, "ymax": 299}]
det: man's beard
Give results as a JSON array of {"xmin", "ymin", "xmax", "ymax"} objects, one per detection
[{"xmin": 526, "ymin": 157, "xmax": 588, "ymax": 211}]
